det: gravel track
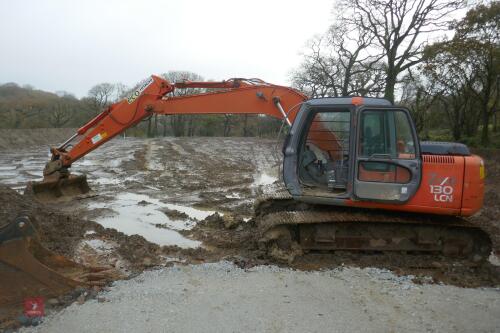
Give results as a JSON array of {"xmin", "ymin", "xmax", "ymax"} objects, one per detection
[{"xmin": 21, "ymin": 262, "xmax": 500, "ymax": 333}]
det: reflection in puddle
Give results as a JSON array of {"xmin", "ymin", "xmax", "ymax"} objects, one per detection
[
  {"xmin": 88, "ymin": 192, "xmax": 215, "ymax": 248},
  {"xmin": 253, "ymin": 172, "xmax": 278, "ymax": 186},
  {"xmin": 0, "ymin": 170, "xmax": 20, "ymax": 177}
]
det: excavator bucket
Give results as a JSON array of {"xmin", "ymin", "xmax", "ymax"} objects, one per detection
[
  {"xmin": 26, "ymin": 175, "xmax": 91, "ymax": 202},
  {"xmin": 0, "ymin": 216, "xmax": 118, "ymax": 327}
]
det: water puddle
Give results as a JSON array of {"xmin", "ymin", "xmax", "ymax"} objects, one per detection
[
  {"xmin": 0, "ymin": 174, "xmax": 32, "ymax": 187},
  {"xmin": 77, "ymin": 152, "xmax": 135, "ymax": 168},
  {"xmin": 87, "ymin": 192, "xmax": 216, "ymax": 248},
  {"xmin": 92, "ymin": 177, "xmax": 123, "ymax": 186},
  {"xmin": 0, "ymin": 170, "xmax": 19, "ymax": 177},
  {"xmin": 163, "ymin": 201, "xmax": 215, "ymax": 221},
  {"xmin": 81, "ymin": 239, "xmax": 115, "ymax": 253},
  {"xmin": 253, "ymin": 172, "xmax": 278, "ymax": 186},
  {"xmin": 226, "ymin": 192, "xmax": 242, "ymax": 199}
]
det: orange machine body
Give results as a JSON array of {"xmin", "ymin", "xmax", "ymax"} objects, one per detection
[{"xmin": 348, "ymin": 154, "xmax": 485, "ymax": 217}]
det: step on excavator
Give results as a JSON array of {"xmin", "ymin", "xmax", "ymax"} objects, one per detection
[{"xmin": 0, "ymin": 75, "xmax": 492, "ymax": 319}]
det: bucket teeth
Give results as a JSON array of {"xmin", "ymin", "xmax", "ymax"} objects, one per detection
[{"xmin": 25, "ymin": 175, "xmax": 91, "ymax": 202}]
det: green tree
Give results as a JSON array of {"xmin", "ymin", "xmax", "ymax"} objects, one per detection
[
  {"xmin": 455, "ymin": 2, "xmax": 499, "ymax": 145},
  {"xmin": 423, "ymin": 2, "xmax": 499, "ymax": 144}
]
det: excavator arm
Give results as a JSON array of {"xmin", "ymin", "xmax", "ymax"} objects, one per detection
[{"xmin": 44, "ymin": 75, "xmax": 306, "ymax": 180}]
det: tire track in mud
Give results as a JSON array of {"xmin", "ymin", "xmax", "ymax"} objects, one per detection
[{"xmin": 155, "ymin": 138, "xmax": 275, "ymax": 213}]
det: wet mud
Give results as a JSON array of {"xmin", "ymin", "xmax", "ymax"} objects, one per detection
[{"xmin": 1, "ymin": 136, "xmax": 499, "ymax": 292}]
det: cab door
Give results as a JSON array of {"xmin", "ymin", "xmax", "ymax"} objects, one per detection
[{"xmin": 353, "ymin": 107, "xmax": 421, "ymax": 203}]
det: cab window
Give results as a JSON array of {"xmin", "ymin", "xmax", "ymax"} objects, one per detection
[
  {"xmin": 359, "ymin": 110, "xmax": 415, "ymax": 159},
  {"xmin": 358, "ymin": 109, "xmax": 415, "ymax": 184},
  {"xmin": 299, "ymin": 109, "xmax": 351, "ymax": 191}
]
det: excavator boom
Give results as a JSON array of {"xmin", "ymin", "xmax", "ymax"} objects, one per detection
[{"xmin": 42, "ymin": 76, "xmax": 306, "ymax": 185}]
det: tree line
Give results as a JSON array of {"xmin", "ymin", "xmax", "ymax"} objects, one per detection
[
  {"xmin": 0, "ymin": 71, "xmax": 283, "ymax": 138},
  {"xmin": 1, "ymin": 0, "xmax": 498, "ymax": 146},
  {"xmin": 292, "ymin": 0, "xmax": 499, "ymax": 146}
]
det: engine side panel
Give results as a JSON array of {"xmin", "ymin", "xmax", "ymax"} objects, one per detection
[
  {"xmin": 461, "ymin": 155, "xmax": 485, "ymax": 216},
  {"xmin": 344, "ymin": 154, "xmax": 483, "ymax": 216},
  {"xmin": 408, "ymin": 154, "xmax": 465, "ymax": 211}
]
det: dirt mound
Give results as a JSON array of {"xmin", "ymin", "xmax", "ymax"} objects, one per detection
[
  {"xmin": 0, "ymin": 185, "xmax": 89, "ymax": 257},
  {"xmin": 0, "ymin": 185, "xmax": 172, "ymax": 272},
  {"xmin": 0, "ymin": 128, "xmax": 76, "ymax": 151}
]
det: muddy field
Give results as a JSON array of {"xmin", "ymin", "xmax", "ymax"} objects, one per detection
[
  {"xmin": 0, "ymin": 135, "xmax": 282, "ymax": 272},
  {"xmin": 1, "ymin": 131, "xmax": 500, "ymax": 330}
]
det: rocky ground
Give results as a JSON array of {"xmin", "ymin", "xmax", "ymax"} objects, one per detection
[
  {"xmin": 1, "ymin": 130, "xmax": 499, "ymax": 331},
  {"xmin": 18, "ymin": 262, "xmax": 500, "ymax": 333}
]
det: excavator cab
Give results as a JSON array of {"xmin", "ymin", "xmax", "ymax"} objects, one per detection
[{"xmin": 283, "ymin": 97, "xmax": 422, "ymax": 205}]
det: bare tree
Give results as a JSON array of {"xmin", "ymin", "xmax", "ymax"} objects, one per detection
[
  {"xmin": 161, "ymin": 71, "xmax": 205, "ymax": 137},
  {"xmin": 222, "ymin": 114, "xmax": 234, "ymax": 137},
  {"xmin": 340, "ymin": 0, "xmax": 465, "ymax": 102},
  {"xmin": 87, "ymin": 83, "xmax": 115, "ymax": 115},
  {"xmin": 54, "ymin": 91, "xmax": 75, "ymax": 98},
  {"xmin": 292, "ymin": 22, "xmax": 385, "ymax": 98},
  {"xmin": 113, "ymin": 83, "xmax": 129, "ymax": 101},
  {"xmin": 46, "ymin": 100, "xmax": 73, "ymax": 127},
  {"xmin": 399, "ymin": 73, "xmax": 437, "ymax": 135},
  {"xmin": 242, "ymin": 114, "xmax": 251, "ymax": 136}
]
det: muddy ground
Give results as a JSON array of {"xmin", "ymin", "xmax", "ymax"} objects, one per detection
[
  {"xmin": 1, "ymin": 132, "xmax": 500, "ymax": 329},
  {"xmin": 1, "ymin": 135, "xmax": 283, "ymax": 272},
  {"xmin": 470, "ymin": 148, "xmax": 500, "ymax": 256}
]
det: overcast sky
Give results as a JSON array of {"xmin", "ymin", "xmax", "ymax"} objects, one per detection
[{"xmin": 0, "ymin": 0, "xmax": 335, "ymax": 97}]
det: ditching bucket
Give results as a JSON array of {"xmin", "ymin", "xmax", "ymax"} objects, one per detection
[
  {"xmin": 0, "ymin": 216, "xmax": 118, "ymax": 327},
  {"xmin": 26, "ymin": 175, "xmax": 91, "ymax": 202}
]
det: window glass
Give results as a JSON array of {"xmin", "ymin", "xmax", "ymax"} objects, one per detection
[
  {"xmin": 299, "ymin": 110, "xmax": 351, "ymax": 190},
  {"xmin": 359, "ymin": 110, "xmax": 415, "ymax": 159},
  {"xmin": 394, "ymin": 111, "xmax": 416, "ymax": 159},
  {"xmin": 306, "ymin": 111, "xmax": 350, "ymax": 162}
]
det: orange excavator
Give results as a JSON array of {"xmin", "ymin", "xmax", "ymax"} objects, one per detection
[{"xmin": 0, "ymin": 75, "xmax": 491, "ymax": 320}]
